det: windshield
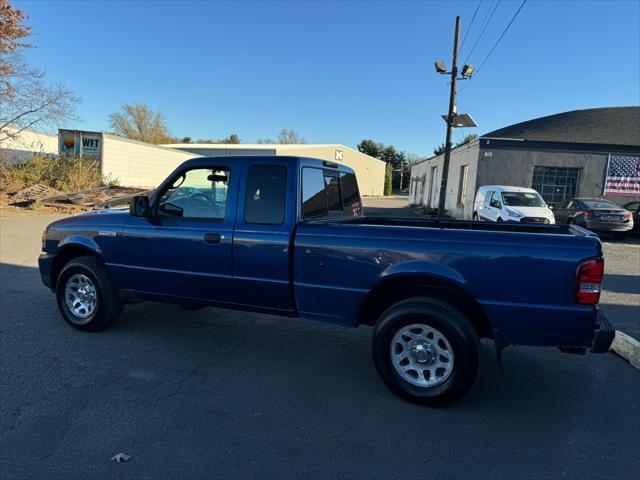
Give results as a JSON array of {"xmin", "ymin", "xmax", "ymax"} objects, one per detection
[
  {"xmin": 501, "ymin": 192, "xmax": 546, "ymax": 207},
  {"xmin": 582, "ymin": 200, "xmax": 619, "ymax": 209}
]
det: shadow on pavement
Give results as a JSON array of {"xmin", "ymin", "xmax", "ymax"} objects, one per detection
[{"xmin": 602, "ymin": 273, "xmax": 640, "ymax": 295}]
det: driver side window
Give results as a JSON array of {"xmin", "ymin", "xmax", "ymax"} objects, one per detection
[{"xmin": 158, "ymin": 167, "xmax": 230, "ymax": 220}]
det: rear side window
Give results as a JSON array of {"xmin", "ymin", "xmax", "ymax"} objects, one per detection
[
  {"xmin": 244, "ymin": 165, "xmax": 287, "ymax": 225},
  {"xmin": 340, "ymin": 172, "xmax": 362, "ymax": 216}
]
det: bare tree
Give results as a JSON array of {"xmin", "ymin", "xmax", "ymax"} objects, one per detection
[
  {"xmin": 278, "ymin": 128, "xmax": 305, "ymax": 144},
  {"xmin": 257, "ymin": 138, "xmax": 276, "ymax": 144},
  {"xmin": 0, "ymin": 0, "xmax": 78, "ymax": 143},
  {"xmin": 109, "ymin": 103, "xmax": 172, "ymax": 144}
]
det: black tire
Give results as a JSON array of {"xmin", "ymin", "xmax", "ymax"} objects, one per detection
[
  {"xmin": 372, "ymin": 297, "xmax": 480, "ymax": 406},
  {"xmin": 56, "ymin": 256, "xmax": 122, "ymax": 331}
]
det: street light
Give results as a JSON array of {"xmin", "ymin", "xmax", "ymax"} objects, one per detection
[
  {"xmin": 461, "ymin": 64, "xmax": 475, "ymax": 78},
  {"xmin": 433, "ymin": 16, "xmax": 479, "ymax": 218}
]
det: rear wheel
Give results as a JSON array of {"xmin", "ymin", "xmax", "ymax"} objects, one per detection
[
  {"xmin": 372, "ymin": 297, "xmax": 480, "ymax": 406},
  {"xmin": 56, "ymin": 256, "xmax": 122, "ymax": 331}
]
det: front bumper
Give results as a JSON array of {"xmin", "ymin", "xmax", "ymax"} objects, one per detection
[
  {"xmin": 38, "ymin": 253, "xmax": 55, "ymax": 289},
  {"xmin": 591, "ymin": 310, "xmax": 615, "ymax": 353}
]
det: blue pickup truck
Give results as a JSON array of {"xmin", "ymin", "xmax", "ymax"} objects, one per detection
[{"xmin": 39, "ymin": 156, "xmax": 614, "ymax": 405}]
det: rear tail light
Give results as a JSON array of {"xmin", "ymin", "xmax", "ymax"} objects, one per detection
[
  {"xmin": 575, "ymin": 258, "xmax": 604, "ymax": 305},
  {"xmin": 581, "ymin": 211, "xmax": 594, "ymax": 217}
]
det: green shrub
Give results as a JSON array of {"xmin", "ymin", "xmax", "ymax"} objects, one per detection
[
  {"xmin": 0, "ymin": 155, "xmax": 105, "ymax": 193},
  {"xmin": 384, "ymin": 162, "xmax": 393, "ymax": 196}
]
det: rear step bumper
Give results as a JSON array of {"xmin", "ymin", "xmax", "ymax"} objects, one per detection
[{"xmin": 591, "ymin": 310, "xmax": 615, "ymax": 353}]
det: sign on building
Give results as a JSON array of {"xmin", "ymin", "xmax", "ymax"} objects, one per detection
[{"xmin": 58, "ymin": 130, "xmax": 102, "ymax": 158}]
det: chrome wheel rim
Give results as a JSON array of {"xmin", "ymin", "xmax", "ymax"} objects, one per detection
[
  {"xmin": 390, "ymin": 324, "xmax": 454, "ymax": 388},
  {"xmin": 64, "ymin": 273, "xmax": 97, "ymax": 323}
]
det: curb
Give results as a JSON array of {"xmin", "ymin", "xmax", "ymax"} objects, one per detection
[{"xmin": 611, "ymin": 330, "xmax": 640, "ymax": 369}]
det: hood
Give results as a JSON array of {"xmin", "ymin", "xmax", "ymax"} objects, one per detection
[
  {"xmin": 505, "ymin": 206, "xmax": 554, "ymax": 219},
  {"xmin": 48, "ymin": 208, "xmax": 130, "ymax": 229}
]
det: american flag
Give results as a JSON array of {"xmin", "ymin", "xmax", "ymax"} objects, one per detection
[{"xmin": 604, "ymin": 154, "xmax": 640, "ymax": 196}]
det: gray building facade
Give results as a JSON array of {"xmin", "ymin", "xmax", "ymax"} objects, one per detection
[{"xmin": 409, "ymin": 107, "xmax": 640, "ymax": 219}]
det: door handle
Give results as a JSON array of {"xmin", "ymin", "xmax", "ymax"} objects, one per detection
[{"xmin": 204, "ymin": 233, "xmax": 221, "ymax": 244}]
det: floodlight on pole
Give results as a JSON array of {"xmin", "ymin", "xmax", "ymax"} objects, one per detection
[
  {"xmin": 461, "ymin": 64, "xmax": 475, "ymax": 78},
  {"xmin": 435, "ymin": 60, "xmax": 447, "ymax": 74}
]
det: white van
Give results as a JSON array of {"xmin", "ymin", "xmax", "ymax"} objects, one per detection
[{"xmin": 473, "ymin": 186, "xmax": 555, "ymax": 224}]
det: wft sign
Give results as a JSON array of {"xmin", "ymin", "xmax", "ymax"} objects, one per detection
[{"xmin": 58, "ymin": 130, "xmax": 102, "ymax": 158}]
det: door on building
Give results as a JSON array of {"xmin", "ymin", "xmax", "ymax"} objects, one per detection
[
  {"xmin": 429, "ymin": 166, "xmax": 439, "ymax": 208},
  {"xmin": 415, "ymin": 179, "xmax": 422, "ymax": 204}
]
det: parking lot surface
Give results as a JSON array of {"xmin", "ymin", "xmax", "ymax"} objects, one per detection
[{"xmin": 1, "ymin": 211, "xmax": 639, "ymax": 479}]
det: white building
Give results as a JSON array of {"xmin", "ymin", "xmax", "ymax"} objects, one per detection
[
  {"xmin": 163, "ymin": 143, "xmax": 386, "ymax": 196},
  {"xmin": 57, "ymin": 130, "xmax": 199, "ymax": 187},
  {"xmin": 0, "ymin": 128, "xmax": 58, "ymax": 164}
]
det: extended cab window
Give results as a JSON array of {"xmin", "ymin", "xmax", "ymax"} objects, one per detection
[
  {"xmin": 340, "ymin": 172, "xmax": 362, "ymax": 216},
  {"xmin": 324, "ymin": 174, "xmax": 342, "ymax": 216},
  {"xmin": 244, "ymin": 165, "xmax": 287, "ymax": 225},
  {"xmin": 302, "ymin": 167, "xmax": 362, "ymax": 220},
  {"xmin": 302, "ymin": 167, "xmax": 328, "ymax": 220},
  {"xmin": 158, "ymin": 167, "xmax": 229, "ymax": 219}
]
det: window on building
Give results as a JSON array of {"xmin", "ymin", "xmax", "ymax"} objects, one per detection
[
  {"xmin": 531, "ymin": 166, "xmax": 580, "ymax": 206},
  {"xmin": 457, "ymin": 165, "xmax": 469, "ymax": 205},
  {"xmin": 244, "ymin": 165, "xmax": 287, "ymax": 225}
]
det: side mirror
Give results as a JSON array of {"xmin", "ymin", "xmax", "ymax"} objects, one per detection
[{"xmin": 130, "ymin": 195, "xmax": 151, "ymax": 217}]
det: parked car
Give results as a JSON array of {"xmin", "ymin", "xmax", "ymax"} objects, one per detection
[
  {"xmin": 622, "ymin": 200, "xmax": 640, "ymax": 234},
  {"xmin": 553, "ymin": 198, "xmax": 634, "ymax": 239},
  {"xmin": 473, "ymin": 185, "xmax": 555, "ymax": 224},
  {"xmin": 39, "ymin": 156, "xmax": 613, "ymax": 406}
]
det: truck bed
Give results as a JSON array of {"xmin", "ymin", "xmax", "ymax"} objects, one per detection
[{"xmin": 327, "ymin": 215, "xmax": 594, "ymax": 236}]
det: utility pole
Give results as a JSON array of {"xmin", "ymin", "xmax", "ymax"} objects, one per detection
[{"xmin": 437, "ymin": 16, "xmax": 460, "ymax": 218}]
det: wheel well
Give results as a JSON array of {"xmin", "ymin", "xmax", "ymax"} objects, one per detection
[
  {"xmin": 358, "ymin": 275, "xmax": 492, "ymax": 338},
  {"xmin": 51, "ymin": 244, "xmax": 101, "ymax": 287}
]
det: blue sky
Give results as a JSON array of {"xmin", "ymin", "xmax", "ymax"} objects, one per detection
[{"xmin": 16, "ymin": 0, "xmax": 640, "ymax": 156}]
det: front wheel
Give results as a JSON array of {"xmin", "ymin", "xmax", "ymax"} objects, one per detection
[
  {"xmin": 56, "ymin": 256, "xmax": 122, "ymax": 331},
  {"xmin": 372, "ymin": 297, "xmax": 480, "ymax": 406}
]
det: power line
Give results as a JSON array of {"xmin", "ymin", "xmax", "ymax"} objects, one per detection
[
  {"xmin": 460, "ymin": 0, "xmax": 527, "ymax": 92},
  {"xmin": 463, "ymin": 0, "xmax": 501, "ymax": 65},
  {"xmin": 459, "ymin": 1, "xmax": 483, "ymax": 53},
  {"xmin": 474, "ymin": 0, "xmax": 527, "ymax": 75}
]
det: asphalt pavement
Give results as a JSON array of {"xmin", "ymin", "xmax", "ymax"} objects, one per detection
[{"xmin": 1, "ymin": 211, "xmax": 639, "ymax": 479}]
